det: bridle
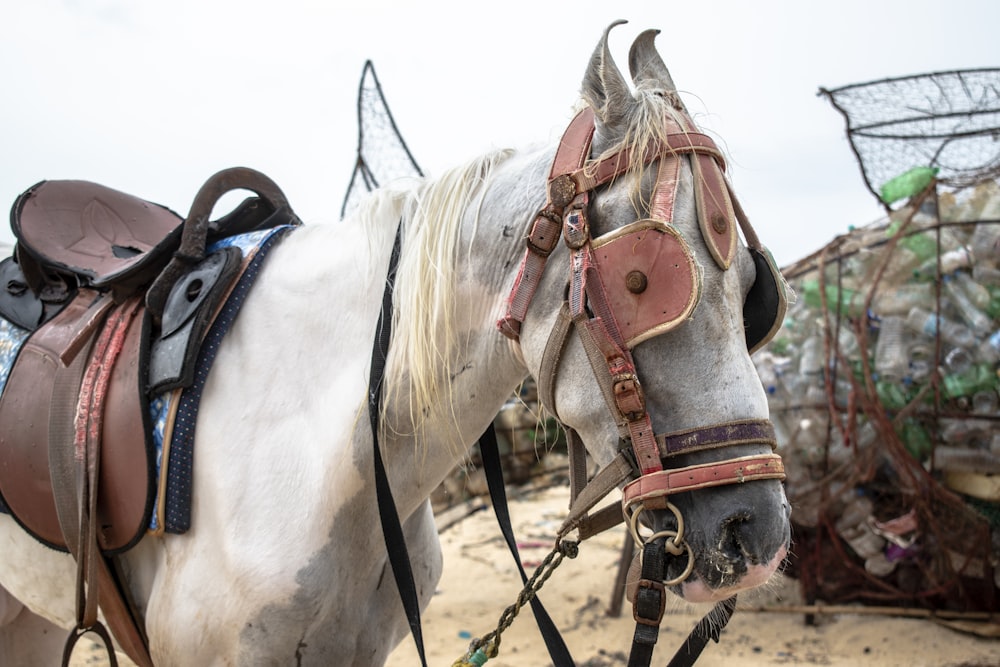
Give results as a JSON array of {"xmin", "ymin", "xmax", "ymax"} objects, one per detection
[
  {"xmin": 376, "ymin": 105, "xmax": 791, "ymax": 667},
  {"xmin": 496, "ymin": 105, "xmax": 787, "ymax": 608}
]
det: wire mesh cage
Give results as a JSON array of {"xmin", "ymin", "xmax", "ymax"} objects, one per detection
[
  {"xmin": 750, "ymin": 69, "xmax": 1000, "ymax": 617},
  {"xmin": 819, "ymin": 68, "xmax": 1000, "ymax": 209},
  {"xmin": 340, "ymin": 60, "xmax": 424, "ymax": 220},
  {"xmin": 758, "ymin": 179, "xmax": 1000, "ymax": 617}
]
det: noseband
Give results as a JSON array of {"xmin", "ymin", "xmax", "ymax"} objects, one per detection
[{"xmin": 497, "ymin": 107, "xmax": 786, "ymax": 564}]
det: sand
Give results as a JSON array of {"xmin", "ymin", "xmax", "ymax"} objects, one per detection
[{"xmin": 71, "ymin": 484, "xmax": 999, "ymax": 667}]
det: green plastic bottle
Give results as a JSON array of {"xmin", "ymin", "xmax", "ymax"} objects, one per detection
[
  {"xmin": 942, "ymin": 363, "xmax": 998, "ymax": 399},
  {"xmin": 801, "ymin": 279, "xmax": 865, "ymax": 318},
  {"xmin": 879, "ymin": 166, "xmax": 939, "ymax": 205}
]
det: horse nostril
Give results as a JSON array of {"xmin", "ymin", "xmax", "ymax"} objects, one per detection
[{"xmin": 719, "ymin": 514, "xmax": 754, "ymax": 564}]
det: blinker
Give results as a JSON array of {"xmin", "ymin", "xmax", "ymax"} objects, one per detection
[{"xmin": 591, "ymin": 219, "xmax": 700, "ymax": 348}]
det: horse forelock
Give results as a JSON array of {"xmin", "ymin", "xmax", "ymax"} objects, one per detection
[
  {"xmin": 369, "ymin": 148, "xmax": 515, "ymax": 444},
  {"xmin": 587, "ymin": 87, "xmax": 722, "ymax": 217}
]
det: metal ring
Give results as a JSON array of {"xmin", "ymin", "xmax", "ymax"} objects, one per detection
[
  {"xmin": 627, "ymin": 502, "xmax": 695, "ymax": 585},
  {"xmin": 626, "ymin": 501, "xmax": 686, "ymax": 551},
  {"xmin": 653, "ymin": 534, "xmax": 695, "ymax": 586}
]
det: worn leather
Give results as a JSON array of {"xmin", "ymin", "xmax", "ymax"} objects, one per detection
[
  {"xmin": 590, "ymin": 220, "xmax": 699, "ymax": 347},
  {"xmin": 12, "ymin": 180, "xmax": 184, "ymax": 295},
  {"xmin": 0, "ymin": 290, "xmax": 152, "ymax": 553}
]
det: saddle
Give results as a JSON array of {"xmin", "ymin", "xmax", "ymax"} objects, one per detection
[{"xmin": 0, "ymin": 167, "xmax": 300, "ymax": 665}]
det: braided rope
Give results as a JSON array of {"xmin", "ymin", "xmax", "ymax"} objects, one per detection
[{"xmin": 451, "ymin": 539, "xmax": 579, "ymax": 666}]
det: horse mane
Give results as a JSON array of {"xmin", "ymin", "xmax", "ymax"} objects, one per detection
[{"xmin": 355, "ymin": 148, "xmax": 515, "ymax": 446}]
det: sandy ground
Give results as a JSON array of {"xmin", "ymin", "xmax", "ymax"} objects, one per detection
[{"xmin": 70, "ymin": 484, "xmax": 999, "ymax": 667}]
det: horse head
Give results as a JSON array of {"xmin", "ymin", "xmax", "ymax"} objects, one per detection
[{"xmin": 503, "ymin": 21, "xmax": 791, "ymax": 604}]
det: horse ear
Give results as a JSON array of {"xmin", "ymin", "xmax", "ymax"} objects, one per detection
[
  {"xmin": 627, "ymin": 29, "xmax": 688, "ymax": 114},
  {"xmin": 581, "ymin": 20, "xmax": 632, "ymax": 130}
]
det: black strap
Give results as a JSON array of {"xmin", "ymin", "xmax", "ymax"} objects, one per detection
[
  {"xmin": 479, "ymin": 423, "xmax": 576, "ymax": 666},
  {"xmin": 628, "ymin": 539, "xmax": 667, "ymax": 667},
  {"xmin": 665, "ymin": 595, "xmax": 737, "ymax": 667},
  {"xmin": 368, "ymin": 225, "xmax": 429, "ymax": 666},
  {"xmin": 627, "ymin": 539, "xmax": 738, "ymax": 667}
]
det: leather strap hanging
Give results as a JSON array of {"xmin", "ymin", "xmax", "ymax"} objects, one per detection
[{"xmin": 366, "ymin": 223, "xmax": 433, "ymax": 667}]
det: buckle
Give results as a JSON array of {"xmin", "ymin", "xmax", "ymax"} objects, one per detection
[
  {"xmin": 613, "ymin": 373, "xmax": 645, "ymax": 421},
  {"xmin": 618, "ymin": 437, "xmax": 641, "ymax": 477},
  {"xmin": 563, "ymin": 197, "xmax": 590, "ymax": 250},
  {"xmin": 525, "ymin": 209, "xmax": 561, "ymax": 257},
  {"xmin": 632, "ymin": 578, "xmax": 666, "ymax": 626}
]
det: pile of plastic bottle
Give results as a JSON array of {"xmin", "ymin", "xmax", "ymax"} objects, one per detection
[{"xmin": 755, "ymin": 176, "xmax": 999, "ymax": 610}]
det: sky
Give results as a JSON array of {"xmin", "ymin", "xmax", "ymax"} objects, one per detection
[{"xmin": 1, "ymin": 0, "xmax": 997, "ymax": 268}]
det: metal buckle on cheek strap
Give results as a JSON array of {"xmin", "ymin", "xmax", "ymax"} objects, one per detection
[
  {"xmin": 613, "ymin": 372, "xmax": 645, "ymax": 421},
  {"xmin": 525, "ymin": 208, "xmax": 562, "ymax": 258},
  {"xmin": 633, "ymin": 577, "xmax": 666, "ymax": 627}
]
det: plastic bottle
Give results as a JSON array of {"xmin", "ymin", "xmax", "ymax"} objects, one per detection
[
  {"xmin": 934, "ymin": 445, "xmax": 1000, "ymax": 473},
  {"xmin": 879, "ymin": 166, "xmax": 938, "ymax": 205},
  {"xmin": 972, "ymin": 388, "xmax": 998, "ymax": 414},
  {"xmin": 876, "ymin": 380, "xmax": 909, "ymax": 410},
  {"xmin": 913, "ymin": 246, "xmax": 974, "ymax": 280},
  {"xmin": 899, "ymin": 418, "xmax": 933, "ymax": 462},
  {"xmin": 872, "ymin": 282, "xmax": 934, "ymax": 316},
  {"xmin": 907, "ymin": 340, "xmax": 935, "ymax": 383},
  {"xmin": 905, "ymin": 306, "xmax": 975, "ymax": 348},
  {"xmin": 942, "ymin": 362, "xmax": 997, "ymax": 400},
  {"xmin": 950, "ymin": 270, "xmax": 991, "ymax": 311},
  {"xmin": 798, "ymin": 334, "xmax": 825, "ymax": 377},
  {"xmin": 875, "ymin": 316, "xmax": 909, "ymax": 381},
  {"xmin": 969, "ymin": 222, "xmax": 1000, "ymax": 269},
  {"xmin": 944, "ymin": 346, "xmax": 973, "ymax": 376},
  {"xmin": 942, "ymin": 274, "xmax": 993, "ymax": 334},
  {"xmin": 800, "ymin": 279, "xmax": 866, "ymax": 318},
  {"xmin": 976, "ymin": 329, "xmax": 1000, "ymax": 364}
]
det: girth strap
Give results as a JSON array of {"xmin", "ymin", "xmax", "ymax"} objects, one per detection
[{"xmin": 49, "ymin": 295, "xmax": 152, "ymax": 667}]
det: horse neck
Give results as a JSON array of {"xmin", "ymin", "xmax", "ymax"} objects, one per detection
[{"xmin": 371, "ymin": 148, "xmax": 552, "ymax": 509}]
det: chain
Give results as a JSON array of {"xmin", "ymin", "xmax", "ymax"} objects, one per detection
[{"xmin": 451, "ymin": 538, "xmax": 579, "ymax": 667}]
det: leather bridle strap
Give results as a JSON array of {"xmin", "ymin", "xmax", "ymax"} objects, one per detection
[
  {"xmin": 497, "ymin": 108, "xmax": 596, "ymax": 340},
  {"xmin": 622, "ymin": 454, "xmax": 786, "ymax": 512}
]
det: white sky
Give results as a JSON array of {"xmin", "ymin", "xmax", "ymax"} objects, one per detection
[{"xmin": 1, "ymin": 0, "xmax": 997, "ymax": 267}]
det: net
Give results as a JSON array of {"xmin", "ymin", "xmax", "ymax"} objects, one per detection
[
  {"xmin": 340, "ymin": 60, "xmax": 424, "ymax": 220},
  {"xmin": 820, "ymin": 69, "xmax": 1000, "ymax": 207}
]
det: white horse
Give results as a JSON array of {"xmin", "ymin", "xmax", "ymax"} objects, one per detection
[{"xmin": 0, "ymin": 22, "xmax": 791, "ymax": 666}]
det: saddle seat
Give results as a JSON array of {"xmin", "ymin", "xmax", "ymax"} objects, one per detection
[
  {"xmin": 0, "ymin": 167, "xmax": 299, "ymax": 554},
  {"xmin": 12, "ymin": 179, "xmax": 185, "ymax": 298}
]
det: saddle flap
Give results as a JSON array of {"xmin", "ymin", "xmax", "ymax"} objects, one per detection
[
  {"xmin": 12, "ymin": 180, "xmax": 183, "ymax": 292},
  {"xmin": 0, "ymin": 290, "xmax": 153, "ymax": 553}
]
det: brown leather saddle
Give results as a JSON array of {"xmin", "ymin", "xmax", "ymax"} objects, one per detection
[
  {"xmin": 0, "ymin": 167, "xmax": 299, "ymax": 666},
  {"xmin": 0, "ymin": 166, "xmax": 298, "ymax": 553}
]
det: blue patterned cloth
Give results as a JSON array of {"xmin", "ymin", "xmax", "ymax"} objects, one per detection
[
  {"xmin": 149, "ymin": 225, "xmax": 294, "ymax": 533},
  {"xmin": 0, "ymin": 318, "xmax": 30, "ymax": 395}
]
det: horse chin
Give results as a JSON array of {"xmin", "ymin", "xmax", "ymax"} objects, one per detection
[{"xmin": 673, "ymin": 543, "xmax": 788, "ymax": 604}]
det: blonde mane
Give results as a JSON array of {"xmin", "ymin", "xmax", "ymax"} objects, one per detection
[{"xmin": 356, "ymin": 148, "xmax": 515, "ymax": 446}]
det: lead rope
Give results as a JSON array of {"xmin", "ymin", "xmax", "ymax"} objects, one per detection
[{"xmin": 451, "ymin": 423, "xmax": 578, "ymax": 667}]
